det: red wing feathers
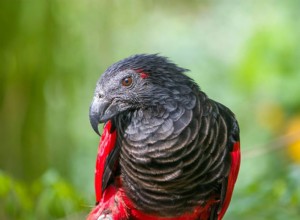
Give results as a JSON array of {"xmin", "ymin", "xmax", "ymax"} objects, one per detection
[
  {"xmin": 94, "ymin": 120, "xmax": 117, "ymax": 203},
  {"xmin": 218, "ymin": 141, "xmax": 241, "ymax": 220}
]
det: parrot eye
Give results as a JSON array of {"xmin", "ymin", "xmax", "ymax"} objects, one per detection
[{"xmin": 121, "ymin": 76, "xmax": 133, "ymax": 87}]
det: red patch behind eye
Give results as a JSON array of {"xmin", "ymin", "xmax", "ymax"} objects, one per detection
[
  {"xmin": 135, "ymin": 68, "xmax": 149, "ymax": 79},
  {"xmin": 140, "ymin": 73, "xmax": 149, "ymax": 79}
]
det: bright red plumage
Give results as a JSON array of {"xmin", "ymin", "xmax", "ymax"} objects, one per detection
[
  {"xmin": 94, "ymin": 120, "xmax": 117, "ymax": 203},
  {"xmin": 218, "ymin": 142, "xmax": 241, "ymax": 220}
]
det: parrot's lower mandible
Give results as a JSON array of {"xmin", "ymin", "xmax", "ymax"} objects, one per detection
[{"xmin": 88, "ymin": 54, "xmax": 240, "ymax": 220}]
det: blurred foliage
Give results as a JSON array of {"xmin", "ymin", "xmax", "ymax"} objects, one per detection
[
  {"xmin": 0, "ymin": 170, "xmax": 86, "ymax": 220},
  {"xmin": 1, "ymin": 0, "xmax": 300, "ymax": 219}
]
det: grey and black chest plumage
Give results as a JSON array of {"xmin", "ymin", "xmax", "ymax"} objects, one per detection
[{"xmin": 115, "ymin": 81, "xmax": 234, "ymax": 217}]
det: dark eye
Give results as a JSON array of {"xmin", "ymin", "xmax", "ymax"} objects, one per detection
[{"xmin": 121, "ymin": 76, "xmax": 133, "ymax": 87}]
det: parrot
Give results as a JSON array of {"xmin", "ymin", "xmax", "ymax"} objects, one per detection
[{"xmin": 88, "ymin": 54, "xmax": 240, "ymax": 220}]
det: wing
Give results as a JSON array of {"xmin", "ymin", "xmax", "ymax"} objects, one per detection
[
  {"xmin": 194, "ymin": 96, "xmax": 240, "ymax": 220},
  {"xmin": 215, "ymin": 103, "xmax": 240, "ymax": 220},
  {"xmin": 88, "ymin": 120, "xmax": 128, "ymax": 220},
  {"xmin": 94, "ymin": 120, "xmax": 119, "ymax": 203},
  {"xmin": 217, "ymin": 141, "xmax": 240, "ymax": 220}
]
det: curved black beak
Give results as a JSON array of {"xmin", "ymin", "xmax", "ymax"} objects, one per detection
[{"xmin": 89, "ymin": 97, "xmax": 111, "ymax": 135}]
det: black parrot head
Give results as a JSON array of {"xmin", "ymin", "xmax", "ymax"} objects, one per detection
[{"xmin": 89, "ymin": 54, "xmax": 194, "ymax": 135}]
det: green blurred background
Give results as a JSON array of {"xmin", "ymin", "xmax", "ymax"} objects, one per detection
[{"xmin": 1, "ymin": 0, "xmax": 300, "ymax": 219}]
